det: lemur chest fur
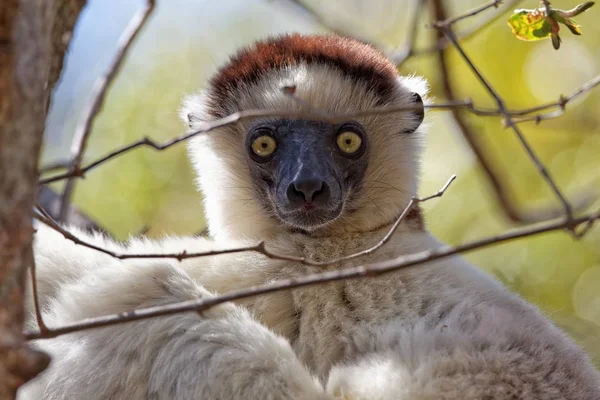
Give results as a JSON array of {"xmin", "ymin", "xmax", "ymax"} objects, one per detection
[{"xmin": 251, "ymin": 229, "xmax": 444, "ymax": 379}]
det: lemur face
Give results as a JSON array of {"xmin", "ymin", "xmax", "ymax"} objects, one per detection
[
  {"xmin": 244, "ymin": 118, "xmax": 369, "ymax": 231},
  {"xmin": 183, "ymin": 34, "xmax": 428, "ymax": 239}
]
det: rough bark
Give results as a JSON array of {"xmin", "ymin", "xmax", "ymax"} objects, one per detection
[{"xmin": 0, "ymin": 0, "xmax": 84, "ymax": 397}]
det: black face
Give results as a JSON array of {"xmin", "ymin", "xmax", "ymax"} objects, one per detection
[{"xmin": 245, "ymin": 119, "xmax": 369, "ymax": 231}]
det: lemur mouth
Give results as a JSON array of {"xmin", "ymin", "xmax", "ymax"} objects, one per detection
[
  {"xmin": 302, "ymin": 202, "xmax": 318, "ymax": 212},
  {"xmin": 275, "ymin": 202, "xmax": 344, "ymax": 231}
]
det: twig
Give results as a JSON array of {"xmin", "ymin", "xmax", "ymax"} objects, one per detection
[
  {"xmin": 541, "ymin": 0, "xmax": 552, "ymax": 12},
  {"xmin": 511, "ymin": 75, "xmax": 600, "ymax": 124},
  {"xmin": 24, "ymin": 208, "xmax": 600, "ymax": 341},
  {"xmin": 58, "ymin": 0, "xmax": 155, "ymax": 222},
  {"xmin": 33, "ymin": 208, "xmax": 263, "ymax": 262},
  {"xmin": 429, "ymin": 0, "xmax": 583, "ymax": 223},
  {"xmin": 285, "ymin": 0, "xmax": 522, "ymax": 66},
  {"xmin": 437, "ymin": 0, "xmax": 504, "ymax": 26},
  {"xmin": 413, "ymin": 0, "xmax": 524, "ymax": 57},
  {"xmin": 433, "ymin": 18, "xmax": 574, "ymax": 223},
  {"xmin": 32, "ymin": 176, "xmax": 456, "ymax": 267},
  {"xmin": 573, "ymin": 217, "xmax": 596, "ymax": 238},
  {"xmin": 38, "ymin": 101, "xmax": 470, "ymax": 185},
  {"xmin": 28, "ymin": 250, "xmax": 48, "ymax": 334},
  {"xmin": 457, "ymin": 0, "xmax": 525, "ymax": 34},
  {"xmin": 430, "ymin": 0, "xmax": 521, "ymax": 222},
  {"xmin": 307, "ymin": 175, "xmax": 456, "ymax": 265},
  {"xmin": 38, "ymin": 81, "xmax": 600, "ymax": 187},
  {"xmin": 35, "ymin": 203, "xmax": 56, "ymax": 225}
]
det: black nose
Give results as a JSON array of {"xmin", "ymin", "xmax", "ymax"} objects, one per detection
[{"xmin": 287, "ymin": 178, "xmax": 330, "ymax": 206}]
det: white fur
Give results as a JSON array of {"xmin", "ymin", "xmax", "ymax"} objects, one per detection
[
  {"xmin": 21, "ymin": 224, "xmax": 326, "ymax": 400},
  {"xmin": 20, "ymin": 61, "xmax": 600, "ymax": 399},
  {"xmin": 187, "ymin": 64, "xmax": 427, "ymax": 241}
]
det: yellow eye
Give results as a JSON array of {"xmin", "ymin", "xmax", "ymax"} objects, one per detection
[
  {"xmin": 336, "ymin": 131, "xmax": 362, "ymax": 154},
  {"xmin": 251, "ymin": 135, "xmax": 277, "ymax": 157}
]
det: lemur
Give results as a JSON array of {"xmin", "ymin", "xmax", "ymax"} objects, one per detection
[{"xmin": 20, "ymin": 34, "xmax": 600, "ymax": 400}]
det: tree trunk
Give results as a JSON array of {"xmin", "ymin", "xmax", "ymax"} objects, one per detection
[{"xmin": 0, "ymin": 0, "xmax": 84, "ymax": 397}]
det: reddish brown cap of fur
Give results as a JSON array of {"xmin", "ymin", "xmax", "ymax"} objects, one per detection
[{"xmin": 207, "ymin": 33, "xmax": 399, "ymax": 117}]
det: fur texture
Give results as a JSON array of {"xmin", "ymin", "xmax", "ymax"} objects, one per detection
[
  {"xmin": 206, "ymin": 34, "xmax": 401, "ymax": 118},
  {"xmin": 20, "ymin": 34, "xmax": 600, "ymax": 399}
]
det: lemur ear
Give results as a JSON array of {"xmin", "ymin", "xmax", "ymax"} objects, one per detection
[
  {"xmin": 402, "ymin": 92, "xmax": 425, "ymax": 133},
  {"xmin": 179, "ymin": 92, "xmax": 209, "ymax": 129},
  {"xmin": 396, "ymin": 75, "xmax": 429, "ymax": 134}
]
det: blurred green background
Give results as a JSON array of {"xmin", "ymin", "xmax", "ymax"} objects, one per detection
[{"xmin": 41, "ymin": 0, "xmax": 600, "ymax": 365}]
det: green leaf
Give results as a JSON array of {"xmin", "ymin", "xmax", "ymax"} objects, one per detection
[
  {"xmin": 507, "ymin": 2, "xmax": 595, "ymax": 50},
  {"xmin": 507, "ymin": 8, "xmax": 552, "ymax": 41}
]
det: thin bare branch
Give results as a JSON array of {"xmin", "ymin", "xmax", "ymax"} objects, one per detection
[
  {"xmin": 513, "ymin": 109, "xmax": 572, "ymax": 125},
  {"xmin": 32, "ymin": 176, "xmax": 455, "ymax": 267},
  {"xmin": 38, "ymin": 101, "xmax": 472, "ymax": 185},
  {"xmin": 28, "ymin": 251, "xmax": 47, "ymax": 334},
  {"xmin": 431, "ymin": 0, "xmax": 521, "ymax": 222},
  {"xmin": 432, "ymin": 19, "xmax": 574, "ymax": 222},
  {"xmin": 428, "ymin": 0, "xmax": 589, "ymax": 224},
  {"xmin": 58, "ymin": 0, "xmax": 156, "ymax": 222},
  {"xmin": 437, "ymin": 0, "xmax": 504, "ymax": 27},
  {"xmin": 24, "ymin": 208, "xmax": 600, "ymax": 341},
  {"xmin": 412, "ymin": 0, "xmax": 524, "ymax": 58},
  {"xmin": 511, "ymin": 75, "xmax": 600, "ymax": 124},
  {"xmin": 285, "ymin": 0, "xmax": 522, "ymax": 67},
  {"xmin": 38, "ymin": 79, "xmax": 600, "ymax": 187},
  {"xmin": 573, "ymin": 217, "xmax": 597, "ymax": 238},
  {"xmin": 541, "ymin": 0, "xmax": 552, "ymax": 12},
  {"xmin": 301, "ymin": 174, "xmax": 456, "ymax": 265},
  {"xmin": 33, "ymin": 208, "xmax": 263, "ymax": 261}
]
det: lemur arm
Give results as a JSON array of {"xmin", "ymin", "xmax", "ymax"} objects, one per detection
[
  {"xmin": 27, "ymin": 222, "xmax": 271, "ymax": 319},
  {"xmin": 21, "ymin": 226, "xmax": 327, "ymax": 400}
]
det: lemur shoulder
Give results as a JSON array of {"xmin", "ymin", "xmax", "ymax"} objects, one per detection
[{"xmin": 20, "ymin": 34, "xmax": 600, "ymax": 400}]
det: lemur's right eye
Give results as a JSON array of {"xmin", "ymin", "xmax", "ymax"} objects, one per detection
[
  {"xmin": 335, "ymin": 122, "xmax": 366, "ymax": 157},
  {"xmin": 251, "ymin": 135, "xmax": 277, "ymax": 158},
  {"xmin": 336, "ymin": 131, "xmax": 362, "ymax": 154}
]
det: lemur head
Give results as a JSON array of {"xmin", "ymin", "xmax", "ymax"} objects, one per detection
[{"xmin": 182, "ymin": 34, "xmax": 428, "ymax": 241}]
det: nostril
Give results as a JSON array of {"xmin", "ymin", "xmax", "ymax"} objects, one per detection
[
  {"xmin": 295, "ymin": 179, "xmax": 322, "ymax": 203},
  {"xmin": 287, "ymin": 179, "xmax": 329, "ymax": 205},
  {"xmin": 311, "ymin": 186, "xmax": 325, "ymax": 201}
]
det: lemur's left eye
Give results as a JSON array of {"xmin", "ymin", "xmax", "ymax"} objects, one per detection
[
  {"xmin": 251, "ymin": 135, "xmax": 277, "ymax": 158},
  {"xmin": 336, "ymin": 131, "xmax": 362, "ymax": 154}
]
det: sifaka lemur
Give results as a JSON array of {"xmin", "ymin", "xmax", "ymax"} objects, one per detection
[{"xmin": 20, "ymin": 34, "xmax": 600, "ymax": 399}]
